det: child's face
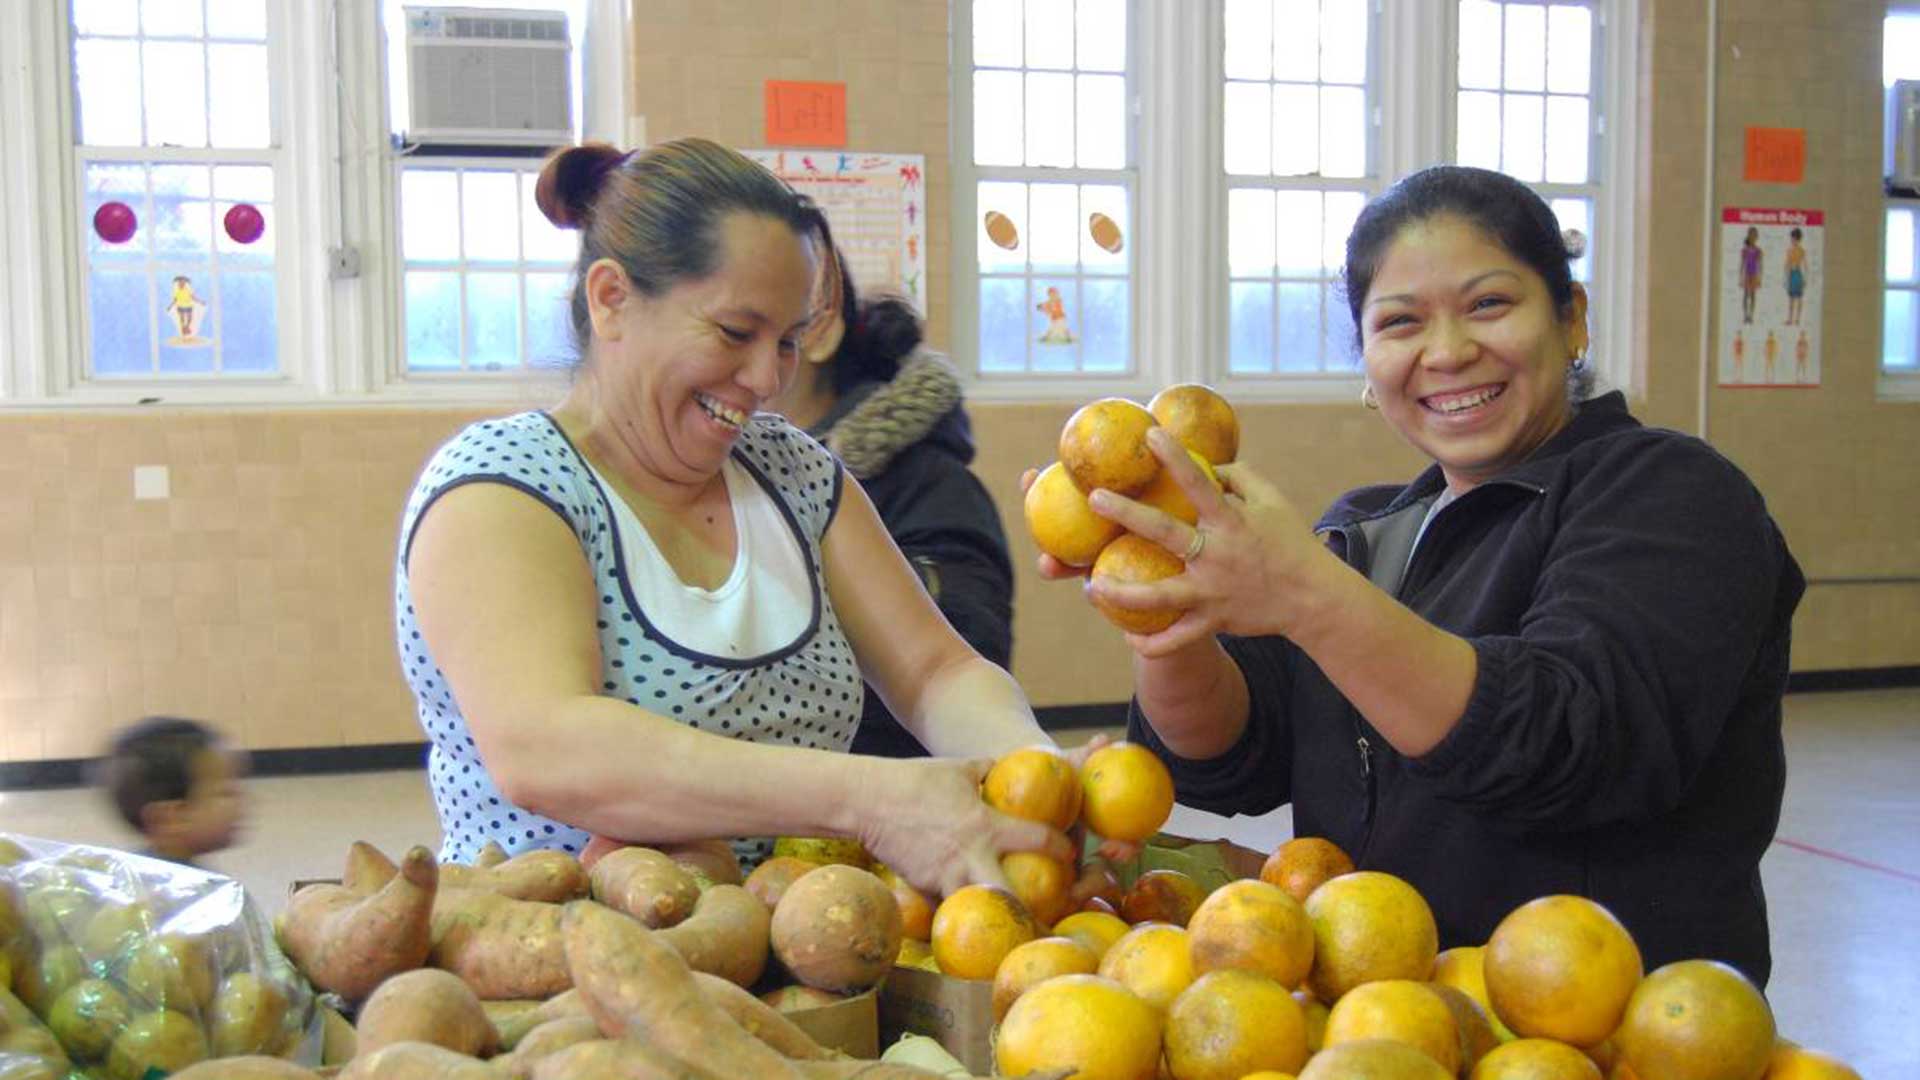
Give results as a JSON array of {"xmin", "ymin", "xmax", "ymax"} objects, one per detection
[{"xmin": 175, "ymin": 749, "xmax": 250, "ymax": 855}]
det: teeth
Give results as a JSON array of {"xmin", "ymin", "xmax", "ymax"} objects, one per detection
[
  {"xmin": 695, "ymin": 393, "xmax": 747, "ymax": 429},
  {"xmin": 1430, "ymin": 386, "xmax": 1502, "ymax": 414}
]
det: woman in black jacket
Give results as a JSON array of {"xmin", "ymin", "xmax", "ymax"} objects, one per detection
[
  {"xmin": 772, "ymin": 255, "xmax": 1015, "ymax": 758},
  {"xmin": 1050, "ymin": 166, "xmax": 1803, "ymax": 985}
]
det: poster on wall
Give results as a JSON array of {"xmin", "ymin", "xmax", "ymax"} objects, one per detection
[
  {"xmin": 1718, "ymin": 207, "xmax": 1822, "ymax": 388},
  {"xmin": 744, "ymin": 150, "xmax": 927, "ymax": 314}
]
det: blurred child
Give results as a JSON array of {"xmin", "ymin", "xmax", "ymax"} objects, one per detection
[{"xmin": 97, "ymin": 717, "xmax": 250, "ymax": 866}]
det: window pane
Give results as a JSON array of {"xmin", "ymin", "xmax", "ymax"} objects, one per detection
[
  {"xmin": 1228, "ymin": 187, "xmax": 1277, "ymax": 275},
  {"xmin": 1886, "ymin": 209, "xmax": 1915, "ymax": 283},
  {"xmin": 1275, "ymin": 282, "xmax": 1322, "ymax": 371},
  {"xmin": 1885, "ymin": 290, "xmax": 1917, "ymax": 368},
  {"xmin": 1320, "ymin": 85, "xmax": 1366, "ymax": 178},
  {"xmin": 207, "ymin": 43, "xmax": 270, "ymax": 148},
  {"xmin": 144, "ymin": 41, "xmax": 208, "ymax": 148},
  {"xmin": 974, "ymin": 0, "xmax": 1023, "ymax": 68},
  {"xmin": 1229, "ymin": 282, "xmax": 1275, "ymax": 373},
  {"xmin": 213, "ymin": 163, "xmax": 272, "ymax": 201},
  {"xmin": 1320, "ymin": 0, "xmax": 1368, "ymax": 85},
  {"xmin": 1272, "ymin": 83, "xmax": 1320, "ymax": 176},
  {"xmin": 219, "ymin": 270, "xmax": 277, "ymax": 372},
  {"xmin": 1324, "ymin": 191, "xmax": 1364, "ymax": 272},
  {"xmin": 1503, "ymin": 3, "xmax": 1546, "ymax": 92},
  {"xmin": 1076, "ymin": 74, "xmax": 1126, "ymax": 168},
  {"xmin": 522, "ymin": 174, "xmax": 578, "ymax": 264},
  {"xmin": 205, "ymin": 0, "xmax": 268, "ymax": 40},
  {"xmin": 1458, "ymin": 0, "xmax": 1502, "ymax": 90},
  {"xmin": 1224, "ymin": 82, "xmax": 1273, "ymax": 176},
  {"xmin": 142, "ymin": 0, "xmax": 202, "ymax": 36},
  {"xmin": 402, "ymin": 169, "xmax": 460, "ymax": 261},
  {"xmin": 159, "ymin": 270, "xmax": 216, "ymax": 371},
  {"xmin": 1076, "ymin": 0, "xmax": 1126, "ymax": 72},
  {"xmin": 1079, "ymin": 184, "xmax": 1128, "ymax": 272},
  {"xmin": 462, "ymin": 171, "xmax": 521, "ymax": 263},
  {"xmin": 1889, "ymin": 14, "xmax": 1920, "ymax": 86},
  {"xmin": 1322, "ymin": 281, "xmax": 1357, "ymax": 367},
  {"xmin": 1025, "ymin": 0, "xmax": 1075, "ymax": 70},
  {"xmin": 1544, "ymin": 94, "xmax": 1589, "ymax": 183},
  {"xmin": 1550, "ymin": 197, "xmax": 1592, "ymax": 282},
  {"xmin": 1031, "ymin": 278, "xmax": 1080, "ymax": 372},
  {"xmin": 75, "ymin": 39, "xmax": 144, "ymax": 146},
  {"xmin": 74, "ymin": 0, "xmax": 140, "ymax": 36},
  {"xmin": 151, "ymin": 164, "xmax": 213, "ymax": 256},
  {"xmin": 1274, "ymin": 190, "xmax": 1323, "ymax": 275},
  {"xmin": 1027, "ymin": 182, "xmax": 1080, "ymax": 271},
  {"xmin": 974, "ymin": 71, "xmax": 1025, "ymax": 166},
  {"xmin": 978, "ymin": 180, "xmax": 1029, "ymax": 271},
  {"xmin": 1273, "ymin": 0, "xmax": 1320, "ymax": 82},
  {"xmin": 527, "ymin": 272, "xmax": 575, "ymax": 367},
  {"xmin": 405, "ymin": 271, "xmax": 462, "ymax": 370},
  {"xmin": 1079, "ymin": 278, "xmax": 1129, "ymax": 372},
  {"xmin": 88, "ymin": 269, "xmax": 154, "ymax": 375},
  {"xmin": 1547, "ymin": 4, "xmax": 1592, "ymax": 94},
  {"xmin": 215, "ymin": 199, "xmax": 274, "ymax": 257},
  {"xmin": 979, "ymin": 277, "xmax": 1028, "ymax": 372},
  {"xmin": 1501, "ymin": 93, "xmax": 1545, "ymax": 182},
  {"xmin": 1223, "ymin": 0, "xmax": 1272, "ymax": 81},
  {"xmin": 85, "ymin": 163, "xmax": 149, "ymax": 257},
  {"xmin": 466, "ymin": 273, "xmax": 521, "ymax": 370},
  {"xmin": 1024, "ymin": 72, "xmax": 1076, "ymax": 167},
  {"xmin": 1457, "ymin": 90, "xmax": 1502, "ymax": 168}
]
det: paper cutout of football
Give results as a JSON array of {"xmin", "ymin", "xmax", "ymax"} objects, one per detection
[
  {"xmin": 1088, "ymin": 212, "xmax": 1124, "ymax": 254},
  {"xmin": 984, "ymin": 210, "xmax": 1021, "ymax": 250}
]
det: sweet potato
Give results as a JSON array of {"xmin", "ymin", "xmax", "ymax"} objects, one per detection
[
  {"xmin": 343, "ymin": 842, "xmax": 400, "ymax": 894},
  {"xmin": 492, "ymin": 1016, "xmax": 601, "ymax": 1080},
  {"xmin": 770, "ymin": 865, "xmax": 902, "ymax": 993},
  {"xmin": 588, "ymin": 848, "xmax": 699, "ymax": 928},
  {"xmin": 170, "ymin": 1057, "xmax": 323, "ymax": 1080},
  {"xmin": 284, "ymin": 846, "xmax": 437, "ymax": 1001},
  {"xmin": 354, "ymin": 968, "xmax": 497, "ymax": 1058},
  {"xmin": 440, "ymin": 850, "xmax": 588, "ymax": 903},
  {"xmin": 797, "ymin": 1064, "xmax": 992, "ymax": 1079},
  {"xmin": 320, "ymin": 1004, "xmax": 358, "ymax": 1065},
  {"xmin": 561, "ymin": 901, "xmax": 802, "ymax": 1078},
  {"xmin": 660, "ymin": 841, "xmax": 744, "ymax": 887},
  {"xmin": 530, "ymin": 1039, "xmax": 724, "ymax": 1080},
  {"xmin": 745, "ymin": 856, "xmax": 821, "ymax": 911},
  {"xmin": 337, "ymin": 1042, "xmax": 496, "ymax": 1080},
  {"xmin": 483, "ymin": 990, "xmax": 587, "ymax": 1050},
  {"xmin": 475, "ymin": 842, "xmax": 509, "ymax": 868},
  {"xmin": 429, "ymin": 890, "xmax": 569, "ymax": 1000},
  {"xmin": 655, "ymin": 884, "xmax": 771, "ymax": 989},
  {"xmin": 690, "ymin": 971, "xmax": 834, "ymax": 1060}
]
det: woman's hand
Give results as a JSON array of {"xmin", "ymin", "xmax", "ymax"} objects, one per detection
[
  {"xmin": 853, "ymin": 755, "xmax": 1076, "ymax": 899},
  {"xmin": 1086, "ymin": 428, "xmax": 1335, "ymax": 658}
]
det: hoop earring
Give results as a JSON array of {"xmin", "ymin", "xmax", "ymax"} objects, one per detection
[{"xmin": 1360, "ymin": 383, "xmax": 1379, "ymax": 410}]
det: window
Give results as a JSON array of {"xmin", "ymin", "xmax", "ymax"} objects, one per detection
[{"xmin": 1884, "ymin": 11, "xmax": 1920, "ymax": 387}]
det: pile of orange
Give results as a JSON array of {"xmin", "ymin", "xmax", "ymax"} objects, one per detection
[{"xmin": 1024, "ymin": 384, "xmax": 1240, "ymax": 634}]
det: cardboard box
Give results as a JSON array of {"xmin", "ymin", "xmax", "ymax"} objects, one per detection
[
  {"xmin": 878, "ymin": 965, "xmax": 995, "ymax": 1074},
  {"xmin": 783, "ymin": 986, "xmax": 881, "ymax": 1059}
]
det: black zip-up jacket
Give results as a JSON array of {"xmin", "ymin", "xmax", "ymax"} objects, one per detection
[{"xmin": 1129, "ymin": 392, "xmax": 1803, "ymax": 985}]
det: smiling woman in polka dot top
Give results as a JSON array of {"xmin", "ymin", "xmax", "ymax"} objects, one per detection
[{"xmin": 395, "ymin": 138, "xmax": 1076, "ymax": 897}]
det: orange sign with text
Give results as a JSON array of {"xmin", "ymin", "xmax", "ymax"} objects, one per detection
[
  {"xmin": 1743, "ymin": 127, "xmax": 1806, "ymax": 184},
  {"xmin": 764, "ymin": 81, "xmax": 847, "ymax": 148}
]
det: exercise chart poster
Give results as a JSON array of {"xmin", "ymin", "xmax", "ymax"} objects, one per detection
[
  {"xmin": 744, "ymin": 150, "xmax": 927, "ymax": 314},
  {"xmin": 1719, "ymin": 207, "xmax": 1822, "ymax": 389}
]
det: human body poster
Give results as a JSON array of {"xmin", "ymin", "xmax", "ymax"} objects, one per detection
[{"xmin": 1719, "ymin": 207, "xmax": 1822, "ymax": 388}]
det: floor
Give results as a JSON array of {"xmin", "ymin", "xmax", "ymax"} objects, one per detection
[{"xmin": 3, "ymin": 689, "xmax": 1914, "ymax": 1075}]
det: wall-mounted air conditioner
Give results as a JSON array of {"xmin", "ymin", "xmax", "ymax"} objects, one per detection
[
  {"xmin": 403, "ymin": 6, "xmax": 572, "ymax": 148},
  {"xmin": 1889, "ymin": 79, "xmax": 1920, "ymax": 196}
]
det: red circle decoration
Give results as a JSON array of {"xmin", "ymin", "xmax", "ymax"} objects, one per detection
[
  {"xmin": 224, "ymin": 203, "xmax": 265, "ymax": 245},
  {"xmin": 93, "ymin": 201, "xmax": 137, "ymax": 244}
]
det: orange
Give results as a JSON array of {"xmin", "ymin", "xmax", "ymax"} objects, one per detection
[
  {"xmin": 1060, "ymin": 397, "xmax": 1161, "ymax": 497},
  {"xmin": 1484, "ymin": 895, "xmax": 1643, "ymax": 1047},
  {"xmin": 1242, "ymin": 1074, "xmax": 1297, "ymax": 1080},
  {"xmin": 1471, "ymin": 1039, "xmax": 1604, "ymax": 1080},
  {"xmin": 929, "ymin": 883, "xmax": 1041, "ymax": 981},
  {"xmin": 992, "ymin": 936, "xmax": 1100, "ymax": 1021},
  {"xmin": 1323, "ymin": 979, "xmax": 1462, "ymax": 1075},
  {"xmin": 983, "ymin": 745, "xmax": 1083, "ymax": 831},
  {"xmin": 996, "ymin": 973, "xmax": 1163, "ymax": 1080},
  {"xmin": 1136, "ymin": 449, "xmax": 1220, "ymax": 527},
  {"xmin": 873, "ymin": 864, "xmax": 933, "ymax": 942},
  {"xmin": 1763, "ymin": 1042, "xmax": 1862, "ymax": 1080},
  {"xmin": 1003, "ymin": 852, "xmax": 1078, "ymax": 928},
  {"xmin": 1090, "ymin": 535, "xmax": 1188, "ymax": 635},
  {"xmin": 1298, "ymin": 1039, "xmax": 1454, "ymax": 1080},
  {"xmin": 1429, "ymin": 982, "xmax": 1501, "ymax": 1073},
  {"xmin": 1164, "ymin": 970, "xmax": 1308, "ymax": 1080},
  {"xmin": 1186, "ymin": 879, "xmax": 1314, "ymax": 989},
  {"xmin": 1121, "ymin": 868, "xmax": 1208, "ymax": 928},
  {"xmin": 1294, "ymin": 989, "xmax": 1331, "ymax": 1053},
  {"xmin": 1433, "ymin": 946, "xmax": 1518, "ymax": 1042},
  {"xmin": 1070, "ymin": 859, "xmax": 1125, "ymax": 911},
  {"xmin": 1080, "ymin": 741, "xmax": 1176, "ymax": 843},
  {"xmin": 1148, "ymin": 384, "xmax": 1241, "ymax": 465},
  {"xmin": 1303, "ymin": 871, "xmax": 1438, "ymax": 1003},
  {"xmin": 1053, "ymin": 910, "xmax": 1133, "ymax": 962},
  {"xmin": 1026, "ymin": 461, "xmax": 1123, "ymax": 568},
  {"xmin": 1615, "ymin": 960, "xmax": 1775, "ymax": 1080},
  {"xmin": 896, "ymin": 937, "xmax": 933, "ymax": 967},
  {"xmin": 1098, "ymin": 923, "xmax": 1197, "ymax": 1011},
  {"xmin": 1260, "ymin": 837, "xmax": 1357, "ymax": 904}
]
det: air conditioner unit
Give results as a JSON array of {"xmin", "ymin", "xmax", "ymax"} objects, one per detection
[
  {"xmin": 1889, "ymin": 79, "xmax": 1920, "ymax": 196},
  {"xmin": 403, "ymin": 6, "xmax": 572, "ymax": 148}
]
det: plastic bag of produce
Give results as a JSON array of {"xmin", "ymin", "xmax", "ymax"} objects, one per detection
[{"xmin": 0, "ymin": 833, "xmax": 322, "ymax": 1078}]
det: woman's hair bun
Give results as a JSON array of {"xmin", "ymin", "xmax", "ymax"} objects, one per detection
[
  {"xmin": 535, "ymin": 143, "xmax": 629, "ymax": 229},
  {"xmin": 1561, "ymin": 227, "xmax": 1588, "ymax": 260}
]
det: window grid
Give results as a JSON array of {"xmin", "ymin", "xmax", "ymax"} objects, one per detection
[{"xmin": 1887, "ymin": 204, "xmax": 1919, "ymax": 371}]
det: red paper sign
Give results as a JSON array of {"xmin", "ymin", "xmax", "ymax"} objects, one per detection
[
  {"xmin": 1743, "ymin": 127, "xmax": 1806, "ymax": 184},
  {"xmin": 764, "ymin": 81, "xmax": 847, "ymax": 148}
]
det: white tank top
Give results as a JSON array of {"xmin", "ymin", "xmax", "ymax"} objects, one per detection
[{"xmin": 584, "ymin": 457, "xmax": 814, "ymax": 659}]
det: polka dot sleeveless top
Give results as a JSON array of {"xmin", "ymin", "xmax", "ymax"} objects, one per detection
[{"xmin": 394, "ymin": 411, "xmax": 864, "ymax": 866}]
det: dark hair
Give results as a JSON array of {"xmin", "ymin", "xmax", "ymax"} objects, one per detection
[
  {"xmin": 830, "ymin": 296, "xmax": 925, "ymax": 396},
  {"xmin": 535, "ymin": 138, "xmax": 832, "ymax": 359},
  {"xmin": 98, "ymin": 716, "xmax": 221, "ymax": 831}
]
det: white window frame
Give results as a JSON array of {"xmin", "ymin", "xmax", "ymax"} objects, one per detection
[
  {"xmin": 950, "ymin": 0, "xmax": 1639, "ymax": 403},
  {"xmin": 1882, "ymin": 6, "xmax": 1920, "ymax": 402}
]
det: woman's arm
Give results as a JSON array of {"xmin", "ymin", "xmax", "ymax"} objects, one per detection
[{"xmin": 1129, "ymin": 637, "xmax": 1252, "ymax": 761}]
